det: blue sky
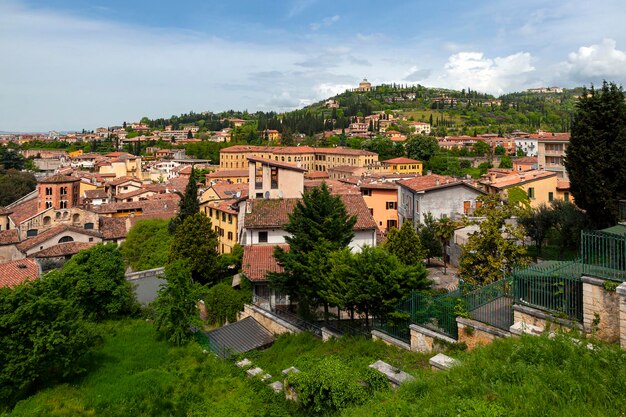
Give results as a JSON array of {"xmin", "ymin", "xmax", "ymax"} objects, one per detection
[{"xmin": 1, "ymin": 0, "xmax": 626, "ymax": 131}]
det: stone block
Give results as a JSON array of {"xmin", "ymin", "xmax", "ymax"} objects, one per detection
[
  {"xmin": 369, "ymin": 360, "xmax": 415, "ymax": 386},
  {"xmin": 260, "ymin": 373, "xmax": 272, "ymax": 382},
  {"xmin": 281, "ymin": 366, "xmax": 300, "ymax": 376},
  {"xmin": 510, "ymin": 321, "xmax": 544, "ymax": 336},
  {"xmin": 236, "ymin": 358, "xmax": 252, "ymax": 368},
  {"xmin": 429, "ymin": 353, "xmax": 460, "ymax": 371},
  {"xmin": 269, "ymin": 381, "xmax": 284, "ymax": 393},
  {"xmin": 246, "ymin": 367, "xmax": 263, "ymax": 377}
]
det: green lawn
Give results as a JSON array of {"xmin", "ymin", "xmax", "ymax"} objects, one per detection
[{"xmin": 9, "ymin": 319, "xmax": 626, "ymax": 416}]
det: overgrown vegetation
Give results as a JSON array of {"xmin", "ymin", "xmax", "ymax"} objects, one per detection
[{"xmin": 120, "ymin": 218, "xmax": 172, "ymax": 271}]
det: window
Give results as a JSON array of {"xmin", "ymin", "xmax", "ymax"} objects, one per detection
[
  {"xmin": 84, "ymin": 222, "xmax": 94, "ymax": 230},
  {"xmin": 228, "ymin": 214, "xmax": 233, "ymax": 224},
  {"xmin": 209, "ymin": 208, "xmax": 213, "ymax": 217},
  {"xmin": 564, "ymin": 192, "xmax": 570, "ymax": 202},
  {"xmin": 27, "ymin": 229, "xmax": 38, "ymax": 237},
  {"xmin": 60, "ymin": 186, "xmax": 67, "ymax": 195},
  {"xmin": 386, "ymin": 219, "xmax": 397, "ymax": 230},
  {"xmin": 222, "ymin": 212, "xmax": 226, "ymax": 222},
  {"xmin": 258, "ymin": 231, "xmax": 268, "ymax": 243},
  {"xmin": 527, "ymin": 187, "xmax": 535, "ymax": 199},
  {"xmin": 60, "ymin": 200, "xmax": 67, "ymax": 209},
  {"xmin": 256, "ymin": 193, "xmax": 263, "ymax": 199},
  {"xmin": 361, "ymin": 189, "xmax": 372, "ymax": 197},
  {"xmin": 227, "ymin": 231, "xmax": 233, "ymax": 240},
  {"xmin": 58, "ymin": 236, "xmax": 73, "ymax": 243},
  {"xmin": 270, "ymin": 167, "xmax": 278, "ymax": 189},
  {"xmin": 45, "ymin": 187, "xmax": 52, "ymax": 196},
  {"xmin": 369, "ymin": 208, "xmax": 374, "ymax": 215},
  {"xmin": 386, "ymin": 201, "xmax": 397, "ymax": 210},
  {"xmin": 89, "ymin": 237, "xmax": 93, "ymax": 242},
  {"xmin": 46, "ymin": 201, "xmax": 53, "ymax": 209},
  {"xmin": 548, "ymin": 192, "xmax": 554, "ymax": 202}
]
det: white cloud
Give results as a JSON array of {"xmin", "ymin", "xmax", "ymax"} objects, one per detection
[
  {"xmin": 562, "ymin": 38, "xmax": 626, "ymax": 81},
  {"xmin": 431, "ymin": 51, "xmax": 535, "ymax": 95},
  {"xmin": 309, "ymin": 15, "xmax": 340, "ymax": 31},
  {"xmin": 286, "ymin": 0, "xmax": 317, "ymax": 19}
]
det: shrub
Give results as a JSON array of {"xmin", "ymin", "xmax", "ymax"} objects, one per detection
[{"xmin": 202, "ymin": 283, "xmax": 251, "ymax": 326}]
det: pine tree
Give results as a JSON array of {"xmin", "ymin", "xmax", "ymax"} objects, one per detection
[
  {"xmin": 169, "ymin": 167, "xmax": 200, "ymax": 234},
  {"xmin": 564, "ymin": 82, "xmax": 626, "ymax": 227},
  {"xmin": 418, "ymin": 213, "xmax": 442, "ymax": 265},
  {"xmin": 269, "ymin": 183, "xmax": 356, "ymax": 314}
]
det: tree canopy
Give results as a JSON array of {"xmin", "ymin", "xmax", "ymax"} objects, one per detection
[
  {"xmin": 169, "ymin": 167, "xmax": 200, "ymax": 234},
  {"xmin": 384, "ymin": 222, "xmax": 425, "ymax": 266},
  {"xmin": 565, "ymin": 81, "xmax": 626, "ymax": 227},
  {"xmin": 169, "ymin": 213, "xmax": 219, "ymax": 285},
  {"xmin": 120, "ymin": 219, "xmax": 172, "ymax": 271}
]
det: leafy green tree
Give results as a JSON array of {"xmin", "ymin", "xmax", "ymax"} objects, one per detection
[
  {"xmin": 361, "ymin": 136, "xmax": 401, "ymax": 160},
  {"xmin": 494, "ymin": 145, "xmax": 506, "ymax": 156},
  {"xmin": 53, "ymin": 244, "xmax": 137, "ymax": 321},
  {"xmin": 459, "ymin": 194, "xmax": 530, "ymax": 285},
  {"xmin": 169, "ymin": 213, "xmax": 219, "ymax": 285},
  {"xmin": 0, "ymin": 148, "xmax": 24, "ymax": 170},
  {"xmin": 418, "ymin": 213, "xmax": 442, "ymax": 265},
  {"xmin": 327, "ymin": 246, "xmax": 429, "ymax": 323},
  {"xmin": 499, "ymin": 154, "xmax": 512, "ymax": 169},
  {"xmin": 405, "ymin": 136, "xmax": 439, "ymax": 162},
  {"xmin": 120, "ymin": 219, "xmax": 172, "ymax": 271},
  {"xmin": 384, "ymin": 222, "xmax": 425, "ymax": 265},
  {"xmin": 168, "ymin": 167, "xmax": 200, "ymax": 234},
  {"xmin": 519, "ymin": 203, "xmax": 555, "ymax": 258},
  {"xmin": 0, "ymin": 282, "xmax": 97, "ymax": 408},
  {"xmin": 550, "ymin": 199, "xmax": 590, "ymax": 255},
  {"xmin": 565, "ymin": 81, "xmax": 626, "ymax": 227},
  {"xmin": 0, "ymin": 169, "xmax": 37, "ymax": 206},
  {"xmin": 270, "ymin": 183, "xmax": 356, "ymax": 314},
  {"xmin": 154, "ymin": 261, "xmax": 199, "ymax": 346},
  {"xmin": 473, "ymin": 141, "xmax": 490, "ymax": 157},
  {"xmin": 516, "ymin": 147, "xmax": 527, "ymax": 157},
  {"xmin": 201, "ymin": 283, "xmax": 251, "ymax": 326}
]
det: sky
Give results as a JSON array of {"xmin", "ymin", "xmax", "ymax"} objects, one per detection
[{"xmin": 1, "ymin": 0, "xmax": 626, "ymax": 131}]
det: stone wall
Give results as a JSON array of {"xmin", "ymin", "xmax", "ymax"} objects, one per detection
[
  {"xmin": 582, "ymin": 276, "xmax": 621, "ymax": 343},
  {"xmin": 409, "ymin": 324, "xmax": 457, "ymax": 353},
  {"xmin": 456, "ymin": 317, "xmax": 510, "ymax": 351},
  {"xmin": 371, "ymin": 330, "xmax": 411, "ymax": 351},
  {"xmin": 617, "ymin": 283, "xmax": 626, "ymax": 349},
  {"xmin": 239, "ymin": 304, "xmax": 301, "ymax": 335},
  {"xmin": 513, "ymin": 305, "xmax": 583, "ymax": 333}
]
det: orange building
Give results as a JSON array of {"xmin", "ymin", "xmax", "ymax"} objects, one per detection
[
  {"xmin": 360, "ymin": 182, "xmax": 398, "ymax": 231},
  {"xmin": 37, "ymin": 175, "xmax": 81, "ymax": 211}
]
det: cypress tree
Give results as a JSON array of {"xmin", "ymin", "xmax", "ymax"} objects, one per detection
[
  {"xmin": 168, "ymin": 166, "xmax": 200, "ymax": 234},
  {"xmin": 564, "ymin": 82, "xmax": 626, "ymax": 227}
]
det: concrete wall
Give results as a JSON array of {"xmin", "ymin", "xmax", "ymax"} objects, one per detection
[
  {"xmin": 617, "ymin": 283, "xmax": 626, "ymax": 349},
  {"xmin": 239, "ymin": 304, "xmax": 301, "ymax": 335},
  {"xmin": 371, "ymin": 330, "xmax": 411, "ymax": 351},
  {"xmin": 456, "ymin": 317, "xmax": 510, "ymax": 351},
  {"xmin": 0, "ymin": 244, "xmax": 24, "ymax": 263},
  {"xmin": 582, "ymin": 276, "xmax": 621, "ymax": 343}
]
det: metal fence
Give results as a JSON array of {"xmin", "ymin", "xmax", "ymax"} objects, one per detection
[
  {"xmin": 513, "ymin": 260, "xmax": 583, "ymax": 321},
  {"xmin": 408, "ymin": 289, "xmax": 460, "ymax": 339},
  {"xmin": 581, "ymin": 230, "xmax": 626, "ymax": 282},
  {"xmin": 373, "ymin": 315, "xmax": 411, "ymax": 343},
  {"xmin": 463, "ymin": 278, "xmax": 514, "ymax": 331}
]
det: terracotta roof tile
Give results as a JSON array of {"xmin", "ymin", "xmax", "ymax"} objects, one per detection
[
  {"xmin": 304, "ymin": 171, "xmax": 329, "ymax": 179},
  {"xmin": 245, "ymin": 194, "xmax": 376, "ymax": 230},
  {"xmin": 211, "ymin": 182, "xmax": 249, "ymax": 199},
  {"xmin": 28, "ymin": 242, "xmax": 96, "ymax": 258},
  {"xmin": 398, "ymin": 174, "xmax": 459, "ymax": 192},
  {"xmin": 206, "ymin": 169, "xmax": 249, "ymax": 178},
  {"xmin": 0, "ymin": 258, "xmax": 40, "ymax": 288},
  {"xmin": 383, "ymin": 157, "xmax": 422, "ymax": 164},
  {"xmin": 7, "ymin": 198, "xmax": 39, "ymax": 224},
  {"xmin": 84, "ymin": 189, "xmax": 108, "ymax": 199},
  {"xmin": 99, "ymin": 217, "xmax": 129, "ymax": 239},
  {"xmin": 17, "ymin": 224, "xmax": 103, "ymax": 251},
  {"xmin": 242, "ymin": 244, "xmax": 288, "ymax": 282},
  {"xmin": 247, "ymin": 156, "xmax": 307, "ymax": 172},
  {"xmin": 39, "ymin": 174, "xmax": 81, "ymax": 184},
  {"xmin": 0, "ymin": 229, "xmax": 20, "ymax": 245}
]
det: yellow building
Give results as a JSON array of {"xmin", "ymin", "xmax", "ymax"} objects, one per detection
[
  {"xmin": 376, "ymin": 157, "xmax": 423, "ymax": 175},
  {"xmin": 479, "ymin": 170, "xmax": 559, "ymax": 208},
  {"xmin": 205, "ymin": 169, "xmax": 249, "ymax": 184},
  {"xmin": 68, "ymin": 149, "xmax": 84, "ymax": 158},
  {"xmin": 219, "ymin": 145, "xmax": 378, "ymax": 172},
  {"xmin": 204, "ymin": 200, "xmax": 239, "ymax": 254}
]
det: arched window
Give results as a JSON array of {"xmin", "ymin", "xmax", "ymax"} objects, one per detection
[
  {"xmin": 58, "ymin": 236, "xmax": 74, "ymax": 243},
  {"xmin": 72, "ymin": 213, "xmax": 80, "ymax": 223},
  {"xmin": 43, "ymin": 216, "xmax": 51, "ymax": 226}
]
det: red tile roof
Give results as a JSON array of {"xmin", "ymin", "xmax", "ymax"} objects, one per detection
[
  {"xmin": 247, "ymin": 156, "xmax": 307, "ymax": 172},
  {"xmin": 0, "ymin": 207, "xmax": 13, "ymax": 215},
  {"xmin": 206, "ymin": 169, "xmax": 249, "ymax": 178},
  {"xmin": 211, "ymin": 182, "xmax": 249, "ymax": 200},
  {"xmin": 39, "ymin": 174, "xmax": 81, "ymax": 184},
  {"xmin": 479, "ymin": 170, "xmax": 557, "ymax": 189},
  {"xmin": 398, "ymin": 174, "xmax": 459, "ymax": 192},
  {"xmin": 245, "ymin": 194, "xmax": 376, "ymax": 230},
  {"xmin": 29, "ymin": 242, "xmax": 96, "ymax": 258},
  {"xmin": 0, "ymin": 258, "xmax": 40, "ymax": 288},
  {"xmin": 304, "ymin": 171, "xmax": 329, "ymax": 179},
  {"xmin": 84, "ymin": 189, "xmax": 108, "ymax": 199},
  {"xmin": 17, "ymin": 224, "xmax": 103, "ymax": 251},
  {"xmin": 383, "ymin": 157, "xmax": 422, "ymax": 164},
  {"xmin": 7, "ymin": 198, "xmax": 39, "ymax": 224},
  {"xmin": 99, "ymin": 217, "xmax": 129, "ymax": 240},
  {"xmin": 242, "ymin": 244, "xmax": 288, "ymax": 282},
  {"xmin": 0, "ymin": 229, "xmax": 20, "ymax": 245}
]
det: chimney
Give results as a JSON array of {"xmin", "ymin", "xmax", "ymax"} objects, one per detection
[
  {"xmin": 489, "ymin": 173, "xmax": 497, "ymax": 182},
  {"xmin": 435, "ymin": 179, "xmax": 440, "ymax": 186},
  {"xmin": 427, "ymin": 170, "xmax": 432, "ymax": 175}
]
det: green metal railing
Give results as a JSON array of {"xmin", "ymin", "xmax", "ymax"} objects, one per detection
[
  {"xmin": 513, "ymin": 260, "xmax": 583, "ymax": 321},
  {"xmin": 409, "ymin": 290, "xmax": 460, "ymax": 339},
  {"xmin": 463, "ymin": 278, "xmax": 514, "ymax": 331},
  {"xmin": 581, "ymin": 230, "xmax": 626, "ymax": 282},
  {"xmin": 373, "ymin": 315, "xmax": 411, "ymax": 343}
]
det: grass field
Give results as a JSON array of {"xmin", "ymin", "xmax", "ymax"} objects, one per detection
[{"xmin": 9, "ymin": 319, "xmax": 626, "ymax": 416}]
